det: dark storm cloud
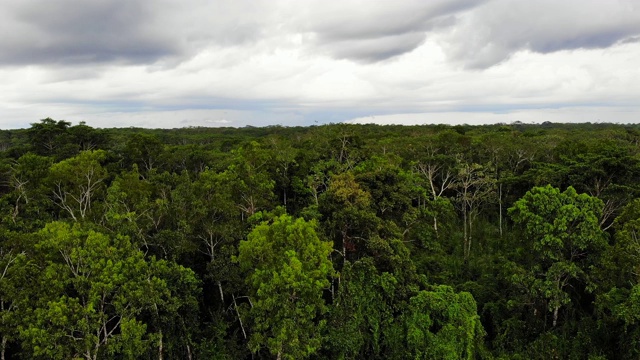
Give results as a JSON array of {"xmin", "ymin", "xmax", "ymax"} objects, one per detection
[
  {"xmin": 0, "ymin": 0, "xmax": 180, "ymax": 65},
  {"xmin": 306, "ymin": 0, "xmax": 484, "ymax": 62},
  {"xmin": 0, "ymin": 0, "xmax": 266, "ymax": 66},
  {"xmin": 317, "ymin": 32, "xmax": 427, "ymax": 63},
  {"xmin": 444, "ymin": 0, "xmax": 640, "ymax": 69}
]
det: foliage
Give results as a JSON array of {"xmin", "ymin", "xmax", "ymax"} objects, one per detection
[
  {"xmin": 237, "ymin": 214, "xmax": 334, "ymax": 359},
  {"xmin": 2, "ymin": 120, "xmax": 640, "ymax": 358}
]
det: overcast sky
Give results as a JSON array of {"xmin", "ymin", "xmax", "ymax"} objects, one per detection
[{"xmin": 1, "ymin": 0, "xmax": 639, "ymax": 129}]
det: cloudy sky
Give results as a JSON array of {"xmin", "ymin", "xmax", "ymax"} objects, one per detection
[{"xmin": 1, "ymin": 0, "xmax": 639, "ymax": 129}]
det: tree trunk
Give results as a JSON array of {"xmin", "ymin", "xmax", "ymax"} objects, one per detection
[
  {"xmin": 342, "ymin": 230, "xmax": 348, "ymax": 266},
  {"xmin": 553, "ymin": 305, "xmax": 559, "ymax": 327},
  {"xmin": 499, "ymin": 183, "xmax": 503, "ymax": 237},
  {"xmin": 217, "ymin": 280, "xmax": 225, "ymax": 305},
  {"xmin": 463, "ymin": 207, "xmax": 468, "ymax": 259},
  {"xmin": 232, "ymin": 294, "xmax": 247, "ymax": 340},
  {"xmin": 433, "ymin": 215, "xmax": 439, "ymax": 238},
  {"xmin": 330, "ymin": 278, "xmax": 335, "ymax": 302},
  {"xmin": 467, "ymin": 215, "xmax": 473, "ymax": 257},
  {"xmin": 1, "ymin": 335, "xmax": 6, "ymax": 360},
  {"xmin": 158, "ymin": 330, "xmax": 163, "ymax": 360}
]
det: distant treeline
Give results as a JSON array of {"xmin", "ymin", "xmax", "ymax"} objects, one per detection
[{"xmin": 1, "ymin": 118, "xmax": 640, "ymax": 359}]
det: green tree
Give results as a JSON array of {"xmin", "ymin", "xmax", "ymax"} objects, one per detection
[
  {"xmin": 19, "ymin": 222, "xmax": 187, "ymax": 360},
  {"xmin": 0, "ymin": 153, "xmax": 53, "ymax": 231},
  {"xmin": 227, "ymin": 142, "xmax": 275, "ymax": 219},
  {"xmin": 508, "ymin": 185, "xmax": 607, "ymax": 328},
  {"xmin": 0, "ymin": 233, "xmax": 30, "ymax": 360},
  {"xmin": 455, "ymin": 161, "xmax": 496, "ymax": 260},
  {"xmin": 122, "ymin": 133, "xmax": 165, "ymax": 175},
  {"xmin": 319, "ymin": 172, "xmax": 378, "ymax": 265},
  {"xmin": 327, "ymin": 258, "xmax": 484, "ymax": 360},
  {"xmin": 49, "ymin": 150, "xmax": 108, "ymax": 222},
  {"xmin": 26, "ymin": 118, "xmax": 73, "ymax": 158},
  {"xmin": 326, "ymin": 258, "xmax": 399, "ymax": 359},
  {"xmin": 184, "ymin": 168, "xmax": 243, "ymax": 308},
  {"xmin": 143, "ymin": 259, "xmax": 201, "ymax": 360},
  {"xmin": 414, "ymin": 144, "xmax": 457, "ymax": 237},
  {"xmin": 68, "ymin": 122, "xmax": 108, "ymax": 152},
  {"xmin": 237, "ymin": 214, "xmax": 334, "ymax": 359},
  {"xmin": 595, "ymin": 199, "xmax": 640, "ymax": 358},
  {"xmin": 404, "ymin": 286, "xmax": 485, "ymax": 360}
]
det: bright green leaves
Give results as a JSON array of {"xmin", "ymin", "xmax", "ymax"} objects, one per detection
[
  {"xmin": 405, "ymin": 286, "xmax": 484, "ymax": 360},
  {"xmin": 19, "ymin": 221, "xmax": 198, "ymax": 360},
  {"xmin": 237, "ymin": 214, "xmax": 334, "ymax": 359},
  {"xmin": 509, "ymin": 185, "xmax": 607, "ymax": 264}
]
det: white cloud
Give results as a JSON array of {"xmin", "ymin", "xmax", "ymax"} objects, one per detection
[
  {"xmin": 440, "ymin": 0, "xmax": 640, "ymax": 68},
  {"xmin": 346, "ymin": 106, "xmax": 640, "ymax": 126},
  {"xmin": 0, "ymin": 0, "xmax": 639, "ymax": 129}
]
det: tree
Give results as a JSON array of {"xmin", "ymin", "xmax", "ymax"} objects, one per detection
[
  {"xmin": 595, "ymin": 199, "xmax": 640, "ymax": 358},
  {"xmin": 49, "ymin": 150, "xmax": 108, "ymax": 221},
  {"xmin": 188, "ymin": 168, "xmax": 243, "ymax": 307},
  {"xmin": 0, "ymin": 153, "xmax": 53, "ymax": 231},
  {"xmin": 327, "ymin": 258, "xmax": 484, "ymax": 360},
  {"xmin": 455, "ymin": 161, "xmax": 496, "ymax": 260},
  {"xmin": 508, "ymin": 185, "xmax": 607, "ymax": 328},
  {"xmin": 122, "ymin": 133, "xmax": 165, "ymax": 175},
  {"xmin": 325, "ymin": 258, "xmax": 400, "ymax": 359},
  {"xmin": 355, "ymin": 155, "xmax": 416, "ymax": 225},
  {"xmin": 19, "ymin": 222, "xmax": 189, "ymax": 360},
  {"xmin": 415, "ymin": 145, "xmax": 456, "ymax": 237},
  {"xmin": 143, "ymin": 259, "xmax": 201, "ymax": 360},
  {"xmin": 0, "ymin": 233, "xmax": 29, "ymax": 360},
  {"xmin": 102, "ymin": 166, "xmax": 155, "ymax": 246},
  {"xmin": 227, "ymin": 142, "xmax": 275, "ymax": 220},
  {"xmin": 26, "ymin": 118, "xmax": 72, "ymax": 158},
  {"xmin": 319, "ymin": 172, "xmax": 378, "ymax": 265},
  {"xmin": 404, "ymin": 286, "xmax": 485, "ymax": 360},
  {"xmin": 237, "ymin": 214, "xmax": 334, "ymax": 359},
  {"xmin": 266, "ymin": 136, "xmax": 298, "ymax": 210}
]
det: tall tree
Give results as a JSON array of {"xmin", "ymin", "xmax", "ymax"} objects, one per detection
[
  {"xmin": 0, "ymin": 153, "xmax": 53, "ymax": 231},
  {"xmin": 455, "ymin": 161, "xmax": 496, "ymax": 260},
  {"xmin": 403, "ymin": 286, "xmax": 485, "ymax": 360},
  {"xmin": 227, "ymin": 142, "xmax": 275, "ymax": 220},
  {"xmin": 49, "ymin": 150, "xmax": 108, "ymax": 222},
  {"xmin": 26, "ymin": 118, "xmax": 72, "ymax": 158},
  {"xmin": 508, "ymin": 185, "xmax": 608, "ymax": 328},
  {"xmin": 319, "ymin": 172, "xmax": 378, "ymax": 265},
  {"xmin": 20, "ymin": 222, "xmax": 195, "ymax": 360},
  {"xmin": 415, "ymin": 145, "xmax": 457, "ymax": 237},
  {"xmin": 237, "ymin": 214, "xmax": 334, "ymax": 359},
  {"xmin": 0, "ymin": 232, "xmax": 29, "ymax": 360}
]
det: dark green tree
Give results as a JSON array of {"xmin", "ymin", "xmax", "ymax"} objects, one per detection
[{"xmin": 508, "ymin": 185, "xmax": 608, "ymax": 334}]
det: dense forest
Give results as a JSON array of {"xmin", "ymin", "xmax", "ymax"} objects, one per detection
[{"xmin": 2, "ymin": 118, "xmax": 640, "ymax": 359}]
